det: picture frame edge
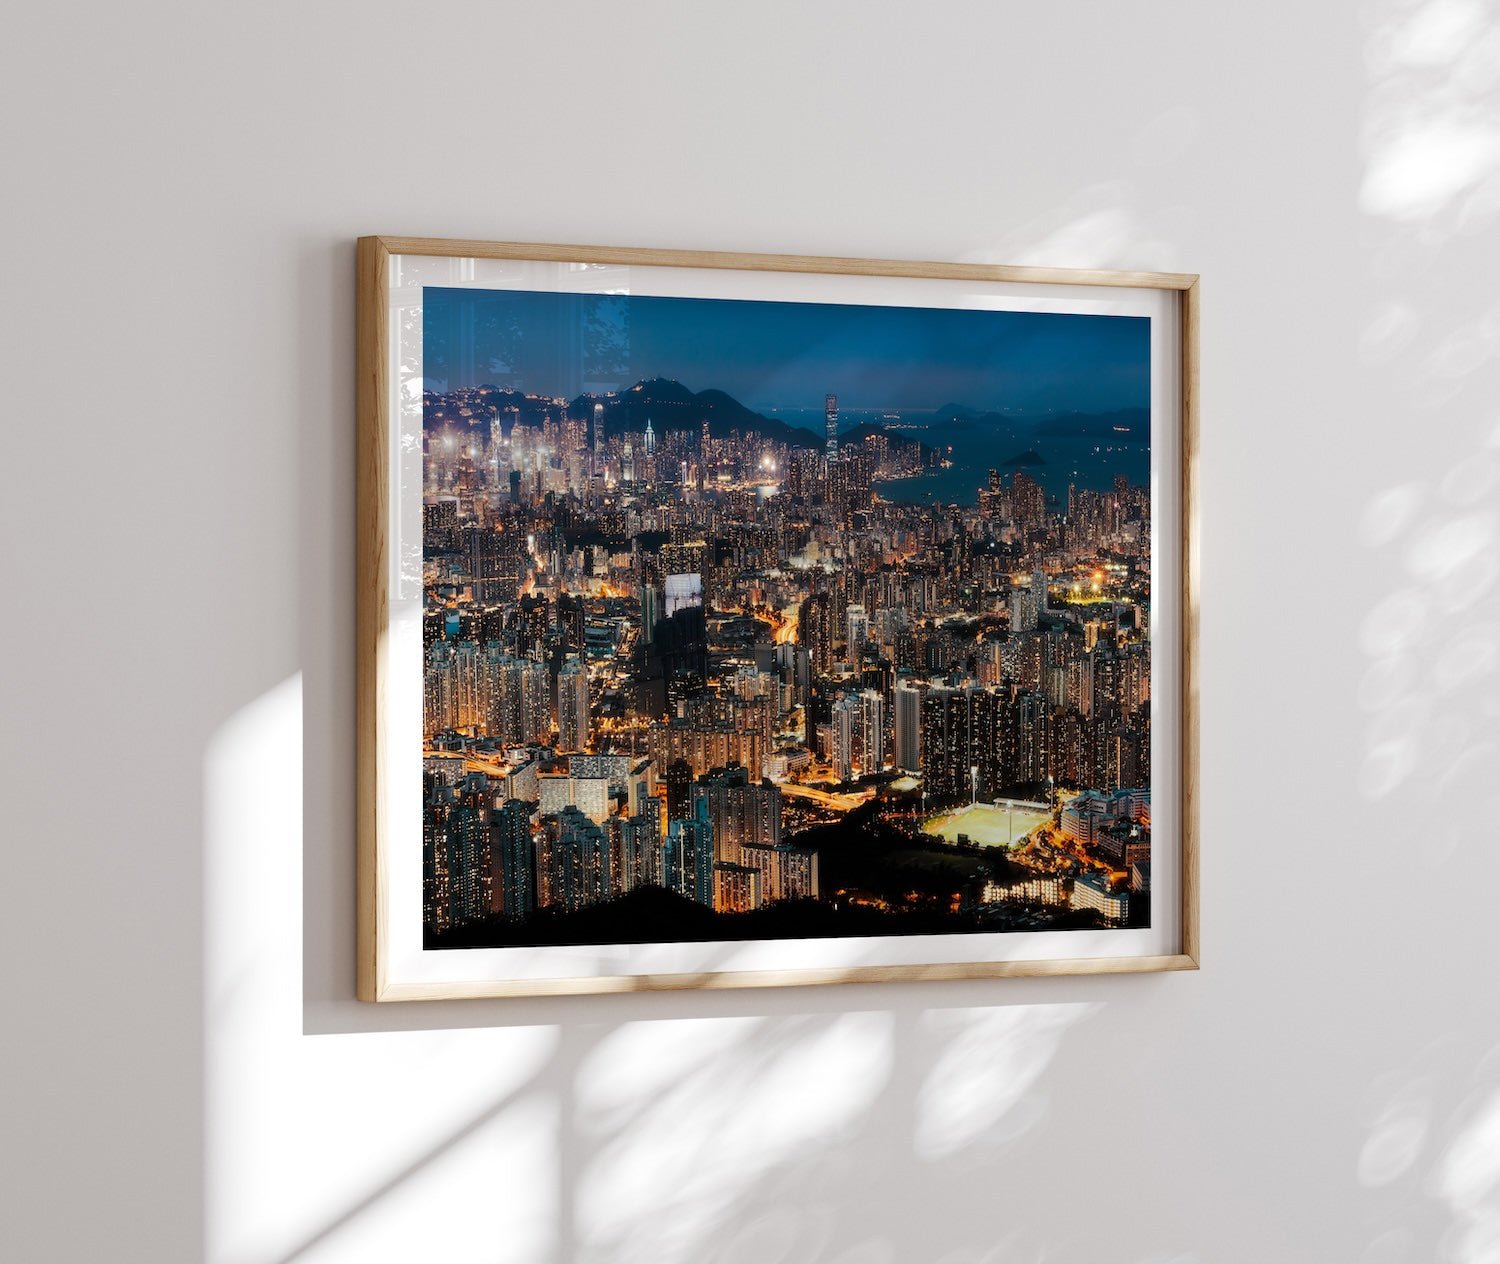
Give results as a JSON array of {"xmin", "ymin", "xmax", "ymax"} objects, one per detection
[{"xmin": 354, "ymin": 235, "xmax": 1200, "ymax": 1002}]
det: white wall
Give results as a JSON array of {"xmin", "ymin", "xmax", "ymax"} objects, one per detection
[{"xmin": 4, "ymin": 2, "xmax": 1499, "ymax": 1261}]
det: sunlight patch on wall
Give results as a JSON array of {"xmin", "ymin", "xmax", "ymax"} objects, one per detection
[
  {"xmin": 204, "ymin": 675, "xmax": 559, "ymax": 1263},
  {"xmin": 573, "ymin": 1011, "xmax": 894, "ymax": 1264},
  {"xmin": 913, "ymin": 1003, "xmax": 1098, "ymax": 1161}
]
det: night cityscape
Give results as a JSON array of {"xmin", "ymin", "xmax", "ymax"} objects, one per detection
[{"xmin": 420, "ymin": 287, "xmax": 1153, "ymax": 948}]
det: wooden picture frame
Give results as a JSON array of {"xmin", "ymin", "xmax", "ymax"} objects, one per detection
[{"xmin": 357, "ymin": 236, "xmax": 1198, "ymax": 1001}]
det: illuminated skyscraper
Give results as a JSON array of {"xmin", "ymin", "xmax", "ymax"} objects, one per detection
[
  {"xmin": 894, "ymin": 680, "xmax": 925, "ymax": 773},
  {"xmin": 845, "ymin": 603, "xmax": 868, "ymax": 658},
  {"xmin": 591, "ymin": 402, "xmax": 605, "ymax": 497},
  {"xmin": 644, "ymin": 417, "xmax": 655, "ymax": 456},
  {"xmin": 1010, "ymin": 584, "xmax": 1039, "ymax": 634},
  {"xmin": 640, "ymin": 580, "xmax": 662, "ymax": 646},
  {"xmin": 825, "ymin": 393, "xmax": 839, "ymax": 459},
  {"xmin": 739, "ymin": 841, "xmax": 820, "ymax": 902},
  {"xmin": 665, "ymin": 802, "xmax": 715, "ymax": 906},
  {"xmin": 1011, "ymin": 470, "xmax": 1045, "ymax": 529},
  {"xmin": 556, "ymin": 593, "xmax": 585, "ymax": 654},
  {"xmin": 619, "ymin": 811, "xmax": 663, "ymax": 890},
  {"xmin": 859, "ymin": 689, "xmax": 886, "ymax": 773},
  {"xmin": 713, "ymin": 862, "xmax": 763, "ymax": 913},
  {"xmin": 799, "ymin": 591, "xmax": 834, "ymax": 676},
  {"xmin": 490, "ymin": 799, "xmax": 535, "ymax": 919},
  {"xmin": 664, "ymin": 758, "xmax": 694, "ymax": 821},
  {"xmin": 689, "ymin": 765, "xmax": 781, "ymax": 866},
  {"xmin": 832, "ymin": 694, "xmax": 859, "ymax": 781},
  {"xmin": 422, "ymin": 772, "xmax": 497, "ymax": 933},
  {"xmin": 518, "ymin": 659, "xmax": 552, "ymax": 743},
  {"xmin": 557, "ymin": 656, "xmax": 590, "ymax": 752},
  {"xmin": 536, "ymin": 805, "xmax": 611, "ymax": 912}
]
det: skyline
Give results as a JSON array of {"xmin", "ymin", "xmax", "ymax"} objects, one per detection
[
  {"xmin": 422, "ymin": 286, "xmax": 1151, "ymax": 416},
  {"xmin": 419, "ymin": 284, "xmax": 1152, "ymax": 948}
]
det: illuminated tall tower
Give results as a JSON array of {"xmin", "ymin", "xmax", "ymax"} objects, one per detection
[
  {"xmin": 893, "ymin": 680, "xmax": 925, "ymax": 773},
  {"xmin": 644, "ymin": 417, "xmax": 655, "ymax": 456},
  {"xmin": 825, "ymin": 393, "xmax": 839, "ymax": 459},
  {"xmin": 591, "ymin": 402, "xmax": 605, "ymax": 496},
  {"xmin": 640, "ymin": 580, "xmax": 662, "ymax": 646},
  {"xmin": 832, "ymin": 694, "xmax": 859, "ymax": 781},
  {"xmin": 557, "ymin": 656, "xmax": 591, "ymax": 752},
  {"xmin": 665, "ymin": 802, "xmax": 715, "ymax": 906},
  {"xmin": 859, "ymin": 689, "xmax": 886, "ymax": 773},
  {"xmin": 845, "ymin": 603, "xmax": 868, "ymax": 658},
  {"xmin": 490, "ymin": 799, "xmax": 535, "ymax": 918}
]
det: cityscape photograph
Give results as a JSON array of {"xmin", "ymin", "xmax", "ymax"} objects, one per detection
[{"xmin": 419, "ymin": 284, "xmax": 1153, "ymax": 949}]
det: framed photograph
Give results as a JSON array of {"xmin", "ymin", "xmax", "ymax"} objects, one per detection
[{"xmin": 356, "ymin": 236, "xmax": 1198, "ymax": 1001}]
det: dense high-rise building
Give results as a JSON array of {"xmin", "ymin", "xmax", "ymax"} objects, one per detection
[
  {"xmin": 556, "ymin": 593, "xmax": 585, "ymax": 654},
  {"xmin": 640, "ymin": 580, "xmax": 662, "ymax": 646},
  {"xmin": 921, "ymin": 685, "xmax": 1001, "ymax": 802},
  {"xmin": 1010, "ymin": 585, "xmax": 1039, "ymax": 634},
  {"xmin": 465, "ymin": 526, "xmax": 513, "ymax": 603},
  {"xmin": 713, "ymin": 862, "xmax": 763, "ymax": 913},
  {"xmin": 1031, "ymin": 568, "xmax": 1050, "ymax": 615},
  {"xmin": 664, "ymin": 758, "xmax": 694, "ymax": 821},
  {"xmin": 832, "ymin": 693, "xmax": 859, "ymax": 781},
  {"xmin": 664, "ymin": 802, "xmax": 715, "ymax": 906},
  {"xmin": 689, "ymin": 764, "xmax": 781, "ymax": 866},
  {"xmin": 422, "ymin": 772, "xmax": 497, "ymax": 934},
  {"xmin": 425, "ymin": 644, "xmax": 550, "ymax": 742},
  {"xmin": 894, "ymin": 679, "xmax": 926, "ymax": 773},
  {"xmin": 739, "ymin": 841, "xmax": 820, "ymax": 903},
  {"xmin": 619, "ymin": 811, "xmax": 663, "ymax": 891},
  {"xmin": 799, "ymin": 591, "xmax": 834, "ymax": 677},
  {"xmin": 1011, "ymin": 470, "xmax": 1046, "ymax": 529},
  {"xmin": 637, "ymin": 588, "xmax": 709, "ymax": 718},
  {"xmin": 537, "ymin": 772, "xmax": 609, "ymax": 824},
  {"xmin": 556, "ymin": 656, "xmax": 590, "ymax": 752},
  {"xmin": 419, "ymin": 360, "xmax": 1153, "ymax": 946},
  {"xmin": 517, "ymin": 594, "xmax": 550, "ymax": 659},
  {"xmin": 536, "ymin": 805, "xmax": 611, "ymax": 912},
  {"xmin": 490, "ymin": 799, "xmax": 535, "ymax": 919},
  {"xmin": 859, "ymin": 688, "xmax": 886, "ymax": 774},
  {"xmin": 845, "ymin": 603, "xmax": 868, "ymax": 658}
]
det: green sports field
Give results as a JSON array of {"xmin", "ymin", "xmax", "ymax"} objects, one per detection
[{"xmin": 922, "ymin": 802, "xmax": 1051, "ymax": 849}]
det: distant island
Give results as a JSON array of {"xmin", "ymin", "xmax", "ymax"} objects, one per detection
[
  {"xmin": 997, "ymin": 449, "xmax": 1045, "ymax": 468},
  {"xmin": 933, "ymin": 402, "xmax": 1149, "ymax": 443}
]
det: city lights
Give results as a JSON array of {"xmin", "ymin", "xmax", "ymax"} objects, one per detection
[{"xmin": 418, "ymin": 293, "xmax": 1152, "ymax": 948}]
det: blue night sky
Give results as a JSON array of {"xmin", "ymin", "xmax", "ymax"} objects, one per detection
[{"xmin": 422, "ymin": 286, "xmax": 1149, "ymax": 415}]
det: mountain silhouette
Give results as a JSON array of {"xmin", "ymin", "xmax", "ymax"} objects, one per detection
[{"xmin": 570, "ymin": 377, "xmax": 824, "ymax": 448}]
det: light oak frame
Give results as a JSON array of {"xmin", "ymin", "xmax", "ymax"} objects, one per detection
[{"xmin": 357, "ymin": 236, "xmax": 1199, "ymax": 1001}]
